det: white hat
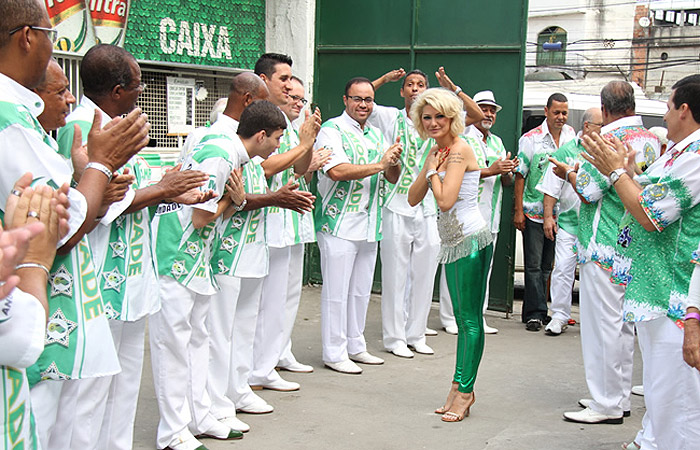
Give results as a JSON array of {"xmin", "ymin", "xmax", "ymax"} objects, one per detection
[{"xmin": 473, "ymin": 90, "xmax": 502, "ymax": 112}]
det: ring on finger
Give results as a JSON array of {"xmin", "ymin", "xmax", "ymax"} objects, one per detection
[
  {"xmin": 27, "ymin": 211, "xmax": 39, "ymax": 219},
  {"xmin": 10, "ymin": 189, "xmax": 22, "ymax": 197}
]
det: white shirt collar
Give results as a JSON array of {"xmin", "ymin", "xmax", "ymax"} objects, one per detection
[
  {"xmin": 669, "ymin": 127, "xmax": 700, "ymax": 153},
  {"xmin": 79, "ymin": 96, "xmax": 111, "ymax": 126},
  {"xmin": 0, "ymin": 72, "xmax": 45, "ymax": 117},
  {"xmin": 339, "ymin": 110, "xmax": 370, "ymax": 135},
  {"xmin": 600, "ymin": 115, "xmax": 643, "ymax": 135}
]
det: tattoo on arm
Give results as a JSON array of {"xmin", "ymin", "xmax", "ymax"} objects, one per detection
[{"xmin": 447, "ymin": 155, "xmax": 464, "ymax": 165}]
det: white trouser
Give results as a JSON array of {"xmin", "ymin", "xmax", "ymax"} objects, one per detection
[
  {"xmin": 439, "ymin": 232, "xmax": 498, "ymax": 327},
  {"xmin": 250, "ymin": 246, "xmax": 292, "ymax": 384},
  {"xmin": 279, "ymin": 244, "xmax": 305, "ymax": 367},
  {"xmin": 70, "ymin": 318, "xmax": 146, "ymax": 450},
  {"xmin": 317, "ymin": 232, "xmax": 377, "ymax": 363},
  {"xmin": 549, "ymin": 228, "xmax": 578, "ymax": 322},
  {"xmin": 206, "ymin": 274, "xmax": 241, "ymax": 419},
  {"xmin": 637, "ymin": 316, "xmax": 700, "ymax": 450},
  {"xmin": 633, "ymin": 325, "xmax": 657, "ymax": 450},
  {"xmin": 579, "ymin": 262, "xmax": 634, "ymax": 416},
  {"xmin": 31, "ymin": 378, "xmax": 79, "ymax": 450},
  {"xmin": 380, "ymin": 209, "xmax": 439, "ymax": 350},
  {"xmin": 150, "ymin": 276, "xmax": 217, "ymax": 449},
  {"xmin": 229, "ymin": 277, "xmax": 265, "ymax": 408}
]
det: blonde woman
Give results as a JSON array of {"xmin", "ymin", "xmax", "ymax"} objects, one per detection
[{"xmin": 408, "ymin": 88, "xmax": 493, "ymax": 422}]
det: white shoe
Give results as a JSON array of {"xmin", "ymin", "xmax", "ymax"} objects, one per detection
[
  {"xmin": 194, "ymin": 421, "xmax": 243, "ymax": 440},
  {"xmin": 545, "ymin": 318, "xmax": 567, "ymax": 335},
  {"xmin": 163, "ymin": 434, "xmax": 206, "ymax": 450},
  {"xmin": 390, "ymin": 344, "xmax": 414, "ymax": 358},
  {"xmin": 578, "ymin": 399, "xmax": 630, "ymax": 417},
  {"xmin": 425, "ymin": 327, "xmax": 438, "ymax": 336},
  {"xmin": 219, "ymin": 416, "xmax": 250, "ymax": 433},
  {"xmin": 324, "ymin": 359, "xmax": 362, "ymax": 374},
  {"xmin": 631, "ymin": 385, "xmax": 644, "ymax": 396},
  {"xmin": 563, "ymin": 407, "xmax": 623, "ymax": 424},
  {"xmin": 444, "ymin": 325, "xmax": 458, "ymax": 335},
  {"xmin": 250, "ymin": 377, "xmax": 300, "ymax": 392},
  {"xmin": 277, "ymin": 361, "xmax": 314, "ymax": 373},
  {"xmin": 349, "ymin": 351, "xmax": 384, "ymax": 365},
  {"xmin": 236, "ymin": 397, "xmax": 274, "ymax": 414},
  {"xmin": 483, "ymin": 319, "xmax": 498, "ymax": 334},
  {"xmin": 409, "ymin": 343, "xmax": 434, "ymax": 355}
]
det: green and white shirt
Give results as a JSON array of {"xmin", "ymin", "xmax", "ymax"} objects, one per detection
[
  {"xmin": 59, "ymin": 98, "xmax": 158, "ymax": 322},
  {"xmin": 536, "ymin": 136, "xmax": 586, "ymax": 237},
  {"xmin": 612, "ymin": 129, "xmax": 700, "ymax": 325},
  {"xmin": 464, "ymin": 125, "xmax": 509, "ymax": 233},
  {"xmin": 369, "ymin": 105, "xmax": 437, "ymax": 217},
  {"xmin": 153, "ymin": 118, "xmax": 243, "ymax": 295},
  {"xmin": 314, "ymin": 112, "xmax": 386, "ymax": 242},
  {"xmin": 265, "ymin": 114, "xmax": 315, "ymax": 248},
  {"xmin": 575, "ymin": 116, "xmax": 660, "ymax": 271},
  {"xmin": 516, "ymin": 119, "xmax": 576, "ymax": 223},
  {"xmin": 1, "ymin": 289, "xmax": 45, "ymax": 450},
  {"xmin": 0, "ymin": 74, "xmax": 119, "ymax": 386}
]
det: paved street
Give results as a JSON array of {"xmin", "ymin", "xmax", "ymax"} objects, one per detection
[{"xmin": 134, "ymin": 285, "xmax": 644, "ymax": 450}]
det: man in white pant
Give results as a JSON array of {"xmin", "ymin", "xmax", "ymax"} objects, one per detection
[
  {"xmin": 369, "ymin": 68, "xmax": 439, "ymax": 358},
  {"xmin": 56, "ymin": 45, "xmax": 216, "ymax": 450},
  {"xmin": 557, "ymin": 81, "xmax": 660, "ymax": 424},
  {"xmin": 314, "ymin": 77, "xmax": 402, "ymax": 374},
  {"xmin": 538, "ymin": 107, "xmax": 602, "ymax": 336},
  {"xmin": 578, "ymin": 74, "xmax": 700, "ymax": 449},
  {"xmin": 151, "ymin": 100, "xmax": 287, "ymax": 450},
  {"xmin": 250, "ymin": 63, "xmax": 321, "ymax": 389}
]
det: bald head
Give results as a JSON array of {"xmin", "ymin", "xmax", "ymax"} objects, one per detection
[
  {"xmin": 0, "ymin": 0, "xmax": 47, "ymax": 49},
  {"xmin": 223, "ymin": 72, "xmax": 270, "ymax": 121},
  {"xmin": 580, "ymin": 107, "xmax": 603, "ymax": 137},
  {"xmin": 600, "ymin": 81, "xmax": 635, "ymax": 123}
]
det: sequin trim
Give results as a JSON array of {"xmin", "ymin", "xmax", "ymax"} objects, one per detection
[{"xmin": 437, "ymin": 222, "xmax": 493, "ymax": 265}]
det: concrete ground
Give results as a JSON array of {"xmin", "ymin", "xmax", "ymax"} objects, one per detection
[{"xmin": 133, "ymin": 285, "xmax": 644, "ymax": 450}]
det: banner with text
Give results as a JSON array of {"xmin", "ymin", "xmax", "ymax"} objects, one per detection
[{"xmin": 44, "ymin": 0, "xmax": 265, "ymax": 69}]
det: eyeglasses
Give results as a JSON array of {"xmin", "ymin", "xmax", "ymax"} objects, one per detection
[
  {"xmin": 289, "ymin": 94, "xmax": 308, "ymax": 105},
  {"xmin": 588, "ymin": 122, "xmax": 603, "ymax": 127},
  {"xmin": 9, "ymin": 25, "xmax": 58, "ymax": 44},
  {"xmin": 347, "ymin": 96, "xmax": 374, "ymax": 105},
  {"xmin": 122, "ymin": 81, "xmax": 147, "ymax": 92}
]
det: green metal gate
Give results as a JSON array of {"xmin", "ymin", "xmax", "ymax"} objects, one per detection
[{"xmin": 307, "ymin": 0, "xmax": 529, "ymax": 313}]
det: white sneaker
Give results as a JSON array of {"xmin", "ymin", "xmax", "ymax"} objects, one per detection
[
  {"xmin": 631, "ymin": 385, "xmax": 644, "ymax": 396},
  {"xmin": 425, "ymin": 327, "xmax": 438, "ymax": 336},
  {"xmin": 390, "ymin": 344, "xmax": 414, "ymax": 358},
  {"xmin": 579, "ymin": 398, "xmax": 630, "ymax": 417},
  {"xmin": 444, "ymin": 325, "xmax": 458, "ymax": 335},
  {"xmin": 324, "ymin": 359, "xmax": 362, "ymax": 374},
  {"xmin": 250, "ymin": 376, "xmax": 300, "ymax": 392},
  {"xmin": 563, "ymin": 406, "xmax": 623, "ymax": 424},
  {"xmin": 277, "ymin": 361, "xmax": 314, "ymax": 373},
  {"xmin": 483, "ymin": 319, "xmax": 498, "ymax": 334},
  {"xmin": 545, "ymin": 318, "xmax": 567, "ymax": 335},
  {"xmin": 409, "ymin": 343, "xmax": 434, "ymax": 355},
  {"xmin": 349, "ymin": 351, "xmax": 385, "ymax": 365},
  {"xmin": 219, "ymin": 416, "xmax": 250, "ymax": 433}
]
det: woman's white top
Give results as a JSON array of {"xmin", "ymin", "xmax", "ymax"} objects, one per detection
[{"xmin": 436, "ymin": 170, "xmax": 493, "ymax": 264}]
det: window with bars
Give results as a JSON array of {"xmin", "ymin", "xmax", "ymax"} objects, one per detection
[{"xmin": 55, "ymin": 53, "xmax": 240, "ymax": 153}]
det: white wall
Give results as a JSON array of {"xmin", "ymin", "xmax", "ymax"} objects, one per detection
[{"xmin": 265, "ymin": 0, "xmax": 316, "ymax": 101}]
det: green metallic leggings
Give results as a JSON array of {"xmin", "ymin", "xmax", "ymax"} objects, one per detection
[{"xmin": 444, "ymin": 244, "xmax": 493, "ymax": 393}]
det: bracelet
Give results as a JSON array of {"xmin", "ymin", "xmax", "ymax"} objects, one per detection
[
  {"xmin": 85, "ymin": 162, "xmax": 113, "ymax": 182},
  {"xmin": 425, "ymin": 169, "xmax": 438, "ymax": 189},
  {"xmin": 685, "ymin": 312, "xmax": 700, "ymax": 322},
  {"xmin": 565, "ymin": 168, "xmax": 576, "ymax": 184},
  {"xmin": 233, "ymin": 198, "xmax": 247, "ymax": 212},
  {"xmin": 453, "ymin": 85, "xmax": 462, "ymax": 95},
  {"xmin": 16, "ymin": 263, "xmax": 50, "ymax": 277}
]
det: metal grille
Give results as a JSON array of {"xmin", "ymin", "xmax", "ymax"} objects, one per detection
[
  {"xmin": 54, "ymin": 52, "xmax": 238, "ymax": 154},
  {"xmin": 137, "ymin": 68, "xmax": 234, "ymax": 151}
]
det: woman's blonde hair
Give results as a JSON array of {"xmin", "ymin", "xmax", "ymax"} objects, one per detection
[{"xmin": 410, "ymin": 88, "xmax": 466, "ymax": 140}]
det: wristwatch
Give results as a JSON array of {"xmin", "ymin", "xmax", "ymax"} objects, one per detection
[
  {"xmin": 425, "ymin": 170, "xmax": 438, "ymax": 189},
  {"xmin": 233, "ymin": 198, "xmax": 247, "ymax": 212},
  {"xmin": 564, "ymin": 167, "xmax": 577, "ymax": 184},
  {"xmin": 609, "ymin": 168, "xmax": 627, "ymax": 185}
]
